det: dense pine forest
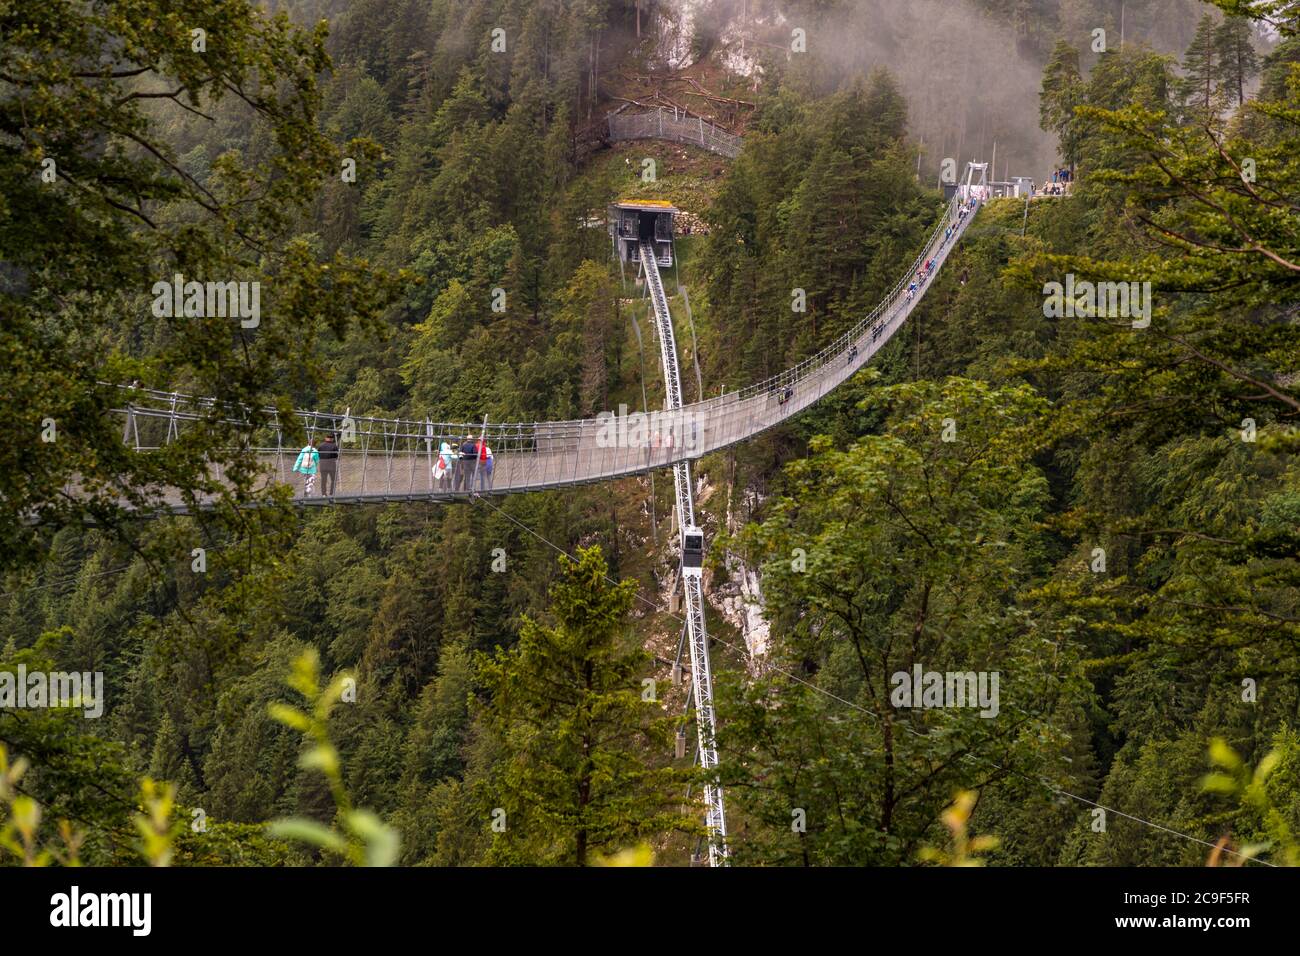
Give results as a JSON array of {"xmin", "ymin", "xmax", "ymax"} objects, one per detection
[{"xmin": 2, "ymin": 0, "xmax": 1299, "ymax": 873}]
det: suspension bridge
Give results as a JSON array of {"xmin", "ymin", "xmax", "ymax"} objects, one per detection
[
  {"xmin": 106, "ymin": 185, "xmax": 985, "ymax": 516},
  {"xmin": 94, "ymin": 158, "xmax": 990, "ymax": 867}
]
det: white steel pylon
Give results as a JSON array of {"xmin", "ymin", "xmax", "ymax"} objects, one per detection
[
  {"xmin": 960, "ymin": 160, "xmax": 990, "ymax": 202},
  {"xmin": 640, "ymin": 239, "xmax": 729, "ymax": 866}
]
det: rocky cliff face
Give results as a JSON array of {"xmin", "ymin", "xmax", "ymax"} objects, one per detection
[
  {"xmin": 652, "ymin": 0, "xmax": 699, "ymax": 69},
  {"xmin": 652, "ymin": 0, "xmax": 772, "ymax": 77}
]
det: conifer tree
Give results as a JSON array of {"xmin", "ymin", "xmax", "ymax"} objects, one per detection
[
  {"xmin": 1040, "ymin": 39, "xmax": 1085, "ymax": 174},
  {"xmin": 477, "ymin": 546, "xmax": 688, "ymax": 865},
  {"xmin": 1214, "ymin": 16, "xmax": 1260, "ymax": 107},
  {"xmin": 1180, "ymin": 13, "xmax": 1224, "ymax": 114}
]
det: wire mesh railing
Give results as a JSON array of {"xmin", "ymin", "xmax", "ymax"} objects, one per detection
[{"xmin": 608, "ymin": 108, "xmax": 743, "ymax": 159}]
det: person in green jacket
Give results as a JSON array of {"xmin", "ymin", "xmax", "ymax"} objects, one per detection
[
  {"xmin": 434, "ymin": 440, "xmax": 455, "ymax": 487},
  {"xmin": 292, "ymin": 440, "xmax": 320, "ymax": 496}
]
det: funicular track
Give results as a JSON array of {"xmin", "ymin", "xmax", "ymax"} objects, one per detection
[{"xmin": 640, "ymin": 237, "xmax": 727, "ymax": 865}]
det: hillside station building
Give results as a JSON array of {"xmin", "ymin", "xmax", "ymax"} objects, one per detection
[{"xmin": 609, "ymin": 199, "xmax": 677, "ymax": 267}]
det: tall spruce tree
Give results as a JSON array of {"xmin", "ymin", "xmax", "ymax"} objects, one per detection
[
  {"xmin": 1214, "ymin": 15, "xmax": 1260, "ymax": 106},
  {"xmin": 1180, "ymin": 13, "xmax": 1224, "ymax": 114},
  {"xmin": 476, "ymin": 546, "xmax": 689, "ymax": 865},
  {"xmin": 1040, "ymin": 39, "xmax": 1085, "ymax": 174}
]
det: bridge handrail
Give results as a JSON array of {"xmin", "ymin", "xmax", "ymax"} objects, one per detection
[
  {"xmin": 104, "ymin": 195, "xmax": 981, "ymax": 469},
  {"xmin": 729, "ymin": 194, "xmax": 963, "ymax": 403}
]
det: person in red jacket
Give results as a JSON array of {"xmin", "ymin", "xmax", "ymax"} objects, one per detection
[{"xmin": 477, "ymin": 438, "xmax": 494, "ymax": 490}]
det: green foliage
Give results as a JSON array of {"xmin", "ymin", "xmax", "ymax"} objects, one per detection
[
  {"xmin": 0, "ymin": 743, "xmax": 84, "ymax": 866},
  {"xmin": 1203, "ymin": 733, "xmax": 1300, "ymax": 866},
  {"xmin": 1214, "ymin": 16, "xmax": 1260, "ymax": 107},
  {"xmin": 917, "ymin": 791, "xmax": 1001, "ymax": 866},
  {"xmin": 720, "ymin": 379, "xmax": 1082, "ymax": 865},
  {"xmin": 1040, "ymin": 39, "xmax": 1085, "ymax": 169},
  {"xmin": 267, "ymin": 649, "xmax": 401, "ymax": 866},
  {"xmin": 0, "ymin": 0, "xmax": 409, "ymax": 572},
  {"xmin": 1179, "ymin": 13, "xmax": 1228, "ymax": 115},
  {"xmin": 134, "ymin": 778, "xmax": 183, "ymax": 867}
]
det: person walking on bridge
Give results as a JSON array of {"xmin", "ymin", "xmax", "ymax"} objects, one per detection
[
  {"xmin": 318, "ymin": 433, "xmax": 339, "ymax": 496},
  {"xmin": 292, "ymin": 439, "xmax": 320, "ymax": 497},
  {"xmin": 435, "ymin": 439, "xmax": 454, "ymax": 487},
  {"xmin": 478, "ymin": 438, "xmax": 494, "ymax": 491},
  {"xmin": 458, "ymin": 435, "xmax": 478, "ymax": 491}
]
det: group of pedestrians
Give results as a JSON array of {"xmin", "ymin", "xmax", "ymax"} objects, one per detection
[
  {"xmin": 1044, "ymin": 167, "xmax": 1072, "ymax": 195},
  {"xmin": 909, "ymin": 195, "xmax": 976, "ymax": 302},
  {"xmin": 906, "ymin": 259, "xmax": 934, "ymax": 301},
  {"xmin": 434, "ymin": 435, "xmax": 494, "ymax": 491},
  {"xmin": 292, "ymin": 433, "xmax": 338, "ymax": 496},
  {"xmin": 944, "ymin": 195, "xmax": 976, "ymax": 241},
  {"xmin": 290, "ymin": 431, "xmax": 495, "ymax": 497}
]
